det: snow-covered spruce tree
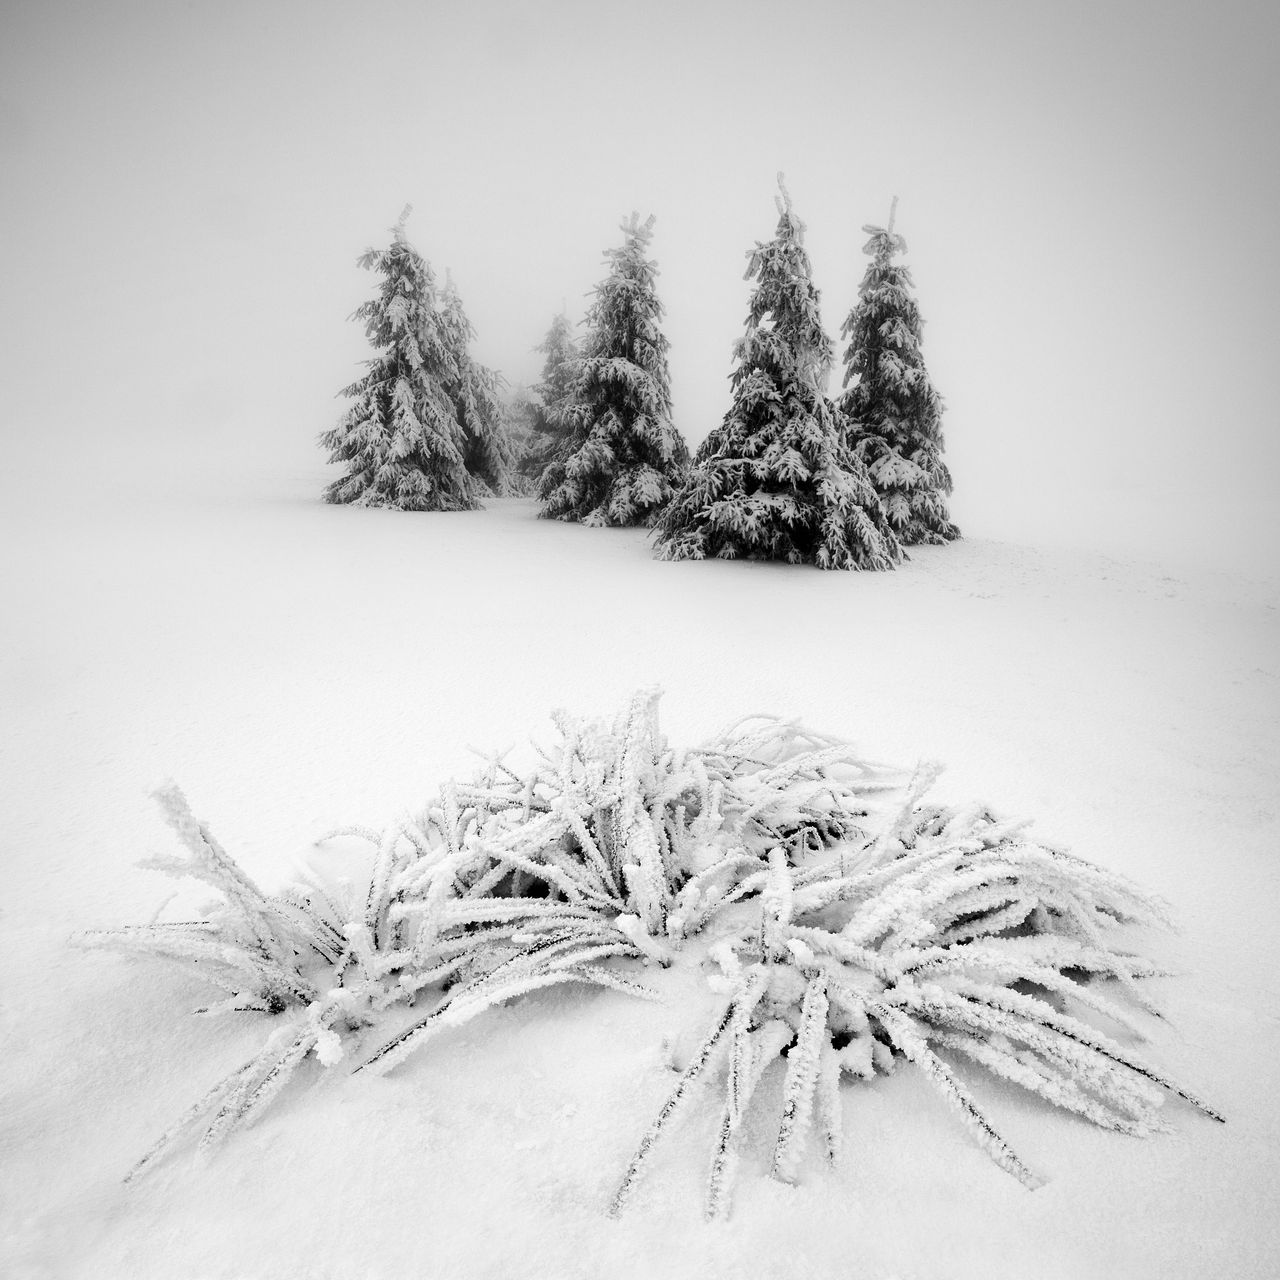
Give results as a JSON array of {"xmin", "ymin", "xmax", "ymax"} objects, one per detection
[
  {"xmin": 320, "ymin": 207, "xmax": 483, "ymax": 511},
  {"xmin": 517, "ymin": 310, "xmax": 579, "ymax": 490},
  {"xmin": 838, "ymin": 202, "xmax": 959, "ymax": 544},
  {"xmin": 653, "ymin": 179, "xmax": 901, "ymax": 570},
  {"xmin": 539, "ymin": 214, "xmax": 688, "ymax": 527},
  {"xmin": 499, "ymin": 382, "xmax": 539, "ymax": 495},
  {"xmin": 438, "ymin": 272, "xmax": 515, "ymax": 496}
]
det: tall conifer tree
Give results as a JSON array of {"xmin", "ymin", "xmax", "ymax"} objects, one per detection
[
  {"xmin": 539, "ymin": 214, "xmax": 688, "ymax": 526},
  {"xmin": 838, "ymin": 204, "xmax": 959, "ymax": 544},
  {"xmin": 320, "ymin": 208, "xmax": 481, "ymax": 511},
  {"xmin": 654, "ymin": 180, "xmax": 901, "ymax": 570}
]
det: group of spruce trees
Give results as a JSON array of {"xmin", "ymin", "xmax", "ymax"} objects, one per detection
[{"xmin": 320, "ymin": 181, "xmax": 958, "ymax": 567}]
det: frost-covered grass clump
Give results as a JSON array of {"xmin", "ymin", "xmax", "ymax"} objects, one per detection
[{"xmin": 86, "ymin": 691, "xmax": 1221, "ymax": 1213}]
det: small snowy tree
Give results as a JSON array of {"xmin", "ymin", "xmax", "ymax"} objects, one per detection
[
  {"xmin": 320, "ymin": 207, "xmax": 482, "ymax": 511},
  {"xmin": 653, "ymin": 179, "xmax": 901, "ymax": 570},
  {"xmin": 500, "ymin": 382, "xmax": 540, "ymax": 495},
  {"xmin": 838, "ymin": 201, "xmax": 959, "ymax": 544},
  {"xmin": 437, "ymin": 273, "xmax": 514, "ymax": 496},
  {"xmin": 517, "ymin": 310, "xmax": 579, "ymax": 490},
  {"xmin": 539, "ymin": 214, "xmax": 688, "ymax": 526}
]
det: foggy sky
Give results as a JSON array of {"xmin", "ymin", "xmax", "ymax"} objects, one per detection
[{"xmin": 2, "ymin": 0, "xmax": 1276, "ymax": 561}]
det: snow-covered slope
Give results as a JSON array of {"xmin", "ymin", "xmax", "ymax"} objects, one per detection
[{"xmin": 2, "ymin": 467, "xmax": 1277, "ymax": 1279}]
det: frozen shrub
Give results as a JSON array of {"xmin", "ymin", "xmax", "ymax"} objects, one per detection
[{"xmin": 87, "ymin": 693, "xmax": 1219, "ymax": 1204}]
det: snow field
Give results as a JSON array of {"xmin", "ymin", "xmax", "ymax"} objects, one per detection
[{"xmin": 2, "ymin": 469, "xmax": 1278, "ymax": 1278}]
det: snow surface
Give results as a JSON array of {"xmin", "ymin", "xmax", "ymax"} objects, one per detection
[{"xmin": 2, "ymin": 459, "xmax": 1278, "ymax": 1280}]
